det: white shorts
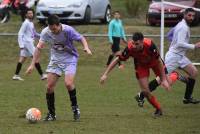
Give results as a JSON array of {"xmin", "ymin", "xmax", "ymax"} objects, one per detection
[
  {"xmin": 46, "ymin": 62, "xmax": 77, "ymax": 76},
  {"xmin": 20, "ymin": 42, "xmax": 35, "ymax": 57},
  {"xmin": 165, "ymin": 51, "xmax": 192, "ymax": 73}
]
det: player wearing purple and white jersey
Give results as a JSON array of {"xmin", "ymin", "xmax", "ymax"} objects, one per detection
[
  {"xmin": 26, "ymin": 15, "xmax": 92, "ymax": 121},
  {"xmin": 12, "ymin": 8, "xmax": 46, "ymax": 81}
]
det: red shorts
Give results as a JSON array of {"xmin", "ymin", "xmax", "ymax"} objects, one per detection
[{"xmin": 135, "ymin": 64, "xmax": 162, "ymax": 79}]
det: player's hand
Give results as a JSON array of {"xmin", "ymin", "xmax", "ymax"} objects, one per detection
[
  {"xmin": 195, "ymin": 42, "xmax": 200, "ymax": 48},
  {"xmin": 160, "ymin": 79, "xmax": 171, "ymax": 91},
  {"xmin": 100, "ymin": 75, "xmax": 107, "ymax": 84},
  {"xmin": 84, "ymin": 47, "xmax": 92, "ymax": 55},
  {"xmin": 26, "ymin": 65, "xmax": 34, "ymax": 75}
]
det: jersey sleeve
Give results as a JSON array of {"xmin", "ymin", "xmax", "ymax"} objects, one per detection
[
  {"xmin": 149, "ymin": 41, "xmax": 160, "ymax": 59},
  {"xmin": 118, "ymin": 47, "xmax": 130, "ymax": 61},
  {"xmin": 18, "ymin": 22, "xmax": 28, "ymax": 48},
  {"xmin": 68, "ymin": 26, "xmax": 82, "ymax": 41},
  {"xmin": 38, "ymin": 29, "xmax": 49, "ymax": 48}
]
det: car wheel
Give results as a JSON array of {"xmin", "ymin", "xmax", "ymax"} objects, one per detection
[
  {"xmin": 0, "ymin": 8, "xmax": 10, "ymax": 23},
  {"xmin": 100, "ymin": 7, "xmax": 111, "ymax": 24},
  {"xmin": 84, "ymin": 6, "xmax": 91, "ymax": 23}
]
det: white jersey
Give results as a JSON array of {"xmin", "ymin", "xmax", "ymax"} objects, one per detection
[
  {"xmin": 168, "ymin": 19, "xmax": 195, "ymax": 56},
  {"xmin": 18, "ymin": 19, "xmax": 40, "ymax": 48}
]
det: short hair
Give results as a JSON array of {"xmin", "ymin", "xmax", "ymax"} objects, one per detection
[
  {"xmin": 25, "ymin": 8, "xmax": 34, "ymax": 15},
  {"xmin": 132, "ymin": 32, "xmax": 144, "ymax": 41},
  {"xmin": 47, "ymin": 15, "xmax": 60, "ymax": 25},
  {"xmin": 184, "ymin": 8, "xmax": 195, "ymax": 14},
  {"xmin": 113, "ymin": 11, "xmax": 120, "ymax": 15}
]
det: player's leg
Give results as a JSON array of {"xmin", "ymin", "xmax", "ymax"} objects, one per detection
[
  {"xmin": 28, "ymin": 44, "xmax": 47, "ymax": 80},
  {"xmin": 64, "ymin": 63, "xmax": 80, "ymax": 121},
  {"xmin": 44, "ymin": 73, "xmax": 59, "ymax": 121},
  {"xmin": 182, "ymin": 62, "xmax": 199, "ymax": 104},
  {"xmin": 138, "ymin": 77, "xmax": 162, "ymax": 117},
  {"xmin": 13, "ymin": 48, "xmax": 27, "ymax": 80}
]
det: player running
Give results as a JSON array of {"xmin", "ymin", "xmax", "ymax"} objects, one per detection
[
  {"xmin": 26, "ymin": 15, "xmax": 92, "ymax": 121},
  {"xmin": 100, "ymin": 32, "xmax": 170, "ymax": 117}
]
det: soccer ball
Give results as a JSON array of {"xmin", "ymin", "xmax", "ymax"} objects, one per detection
[{"xmin": 26, "ymin": 108, "xmax": 41, "ymax": 123}]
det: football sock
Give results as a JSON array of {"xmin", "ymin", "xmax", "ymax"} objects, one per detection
[
  {"xmin": 118, "ymin": 61, "xmax": 121, "ymax": 66},
  {"xmin": 35, "ymin": 63, "xmax": 43, "ymax": 76},
  {"xmin": 46, "ymin": 92, "xmax": 55, "ymax": 115},
  {"xmin": 15, "ymin": 62, "xmax": 22, "ymax": 75},
  {"xmin": 147, "ymin": 96, "xmax": 161, "ymax": 110},
  {"xmin": 106, "ymin": 54, "xmax": 114, "ymax": 66},
  {"xmin": 149, "ymin": 79, "xmax": 159, "ymax": 92},
  {"xmin": 139, "ymin": 79, "xmax": 159, "ymax": 100},
  {"xmin": 184, "ymin": 78, "xmax": 195, "ymax": 99},
  {"xmin": 169, "ymin": 71, "xmax": 179, "ymax": 84},
  {"xmin": 68, "ymin": 89, "xmax": 77, "ymax": 106}
]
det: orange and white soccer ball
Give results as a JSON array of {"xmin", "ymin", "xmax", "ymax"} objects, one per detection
[{"xmin": 26, "ymin": 108, "xmax": 41, "ymax": 123}]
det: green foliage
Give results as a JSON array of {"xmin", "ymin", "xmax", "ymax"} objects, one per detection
[{"xmin": 125, "ymin": 0, "xmax": 148, "ymax": 17}]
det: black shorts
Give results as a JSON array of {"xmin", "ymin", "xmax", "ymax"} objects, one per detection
[{"xmin": 111, "ymin": 37, "xmax": 121, "ymax": 53}]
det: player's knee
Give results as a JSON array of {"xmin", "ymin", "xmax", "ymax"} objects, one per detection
[
  {"xmin": 190, "ymin": 68, "xmax": 198, "ymax": 78},
  {"xmin": 65, "ymin": 81, "xmax": 74, "ymax": 90},
  {"xmin": 46, "ymin": 83, "xmax": 55, "ymax": 93}
]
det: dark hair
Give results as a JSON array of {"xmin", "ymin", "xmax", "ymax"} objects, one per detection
[
  {"xmin": 184, "ymin": 8, "xmax": 195, "ymax": 14},
  {"xmin": 113, "ymin": 11, "xmax": 120, "ymax": 15},
  {"xmin": 47, "ymin": 15, "xmax": 60, "ymax": 25},
  {"xmin": 132, "ymin": 32, "xmax": 144, "ymax": 41},
  {"xmin": 25, "ymin": 8, "xmax": 34, "ymax": 15}
]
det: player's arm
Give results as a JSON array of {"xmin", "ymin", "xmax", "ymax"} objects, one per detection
[
  {"xmin": 18, "ymin": 22, "xmax": 27, "ymax": 48},
  {"xmin": 81, "ymin": 37, "xmax": 92, "ymax": 55},
  {"xmin": 176, "ymin": 28, "xmax": 196, "ymax": 49},
  {"xmin": 100, "ymin": 57, "xmax": 120, "ymax": 84},
  {"xmin": 26, "ymin": 41, "xmax": 44, "ymax": 74},
  {"xmin": 150, "ymin": 42, "xmax": 170, "ymax": 90},
  {"xmin": 100, "ymin": 46, "xmax": 129, "ymax": 84}
]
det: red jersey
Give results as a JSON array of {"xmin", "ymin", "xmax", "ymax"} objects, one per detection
[{"xmin": 119, "ymin": 38, "xmax": 160, "ymax": 67}]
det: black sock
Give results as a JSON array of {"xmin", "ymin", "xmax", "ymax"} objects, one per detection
[
  {"xmin": 15, "ymin": 62, "xmax": 22, "ymax": 75},
  {"xmin": 149, "ymin": 79, "xmax": 159, "ymax": 92},
  {"xmin": 46, "ymin": 92, "xmax": 55, "ymax": 115},
  {"xmin": 35, "ymin": 63, "xmax": 43, "ymax": 76},
  {"xmin": 68, "ymin": 89, "xmax": 78, "ymax": 107},
  {"xmin": 118, "ymin": 61, "xmax": 121, "ymax": 66},
  {"xmin": 184, "ymin": 78, "xmax": 195, "ymax": 99},
  {"xmin": 139, "ymin": 91, "xmax": 145, "ymax": 100},
  {"xmin": 106, "ymin": 54, "xmax": 114, "ymax": 66}
]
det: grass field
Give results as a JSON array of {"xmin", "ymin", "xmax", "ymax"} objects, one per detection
[{"xmin": 1, "ymin": 0, "xmax": 200, "ymax": 133}]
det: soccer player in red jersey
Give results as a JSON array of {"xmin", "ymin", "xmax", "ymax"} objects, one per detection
[{"xmin": 100, "ymin": 32, "xmax": 170, "ymax": 117}]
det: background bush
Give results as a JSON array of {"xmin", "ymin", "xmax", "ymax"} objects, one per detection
[{"xmin": 125, "ymin": 0, "xmax": 149, "ymax": 17}]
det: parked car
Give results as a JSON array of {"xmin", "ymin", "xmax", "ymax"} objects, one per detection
[
  {"xmin": 36, "ymin": 0, "xmax": 111, "ymax": 24},
  {"xmin": 146, "ymin": 0, "xmax": 200, "ymax": 26}
]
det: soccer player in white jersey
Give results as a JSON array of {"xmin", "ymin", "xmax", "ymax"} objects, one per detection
[
  {"xmin": 12, "ymin": 8, "xmax": 47, "ymax": 81},
  {"xmin": 134, "ymin": 8, "xmax": 200, "ymax": 107},
  {"xmin": 165, "ymin": 8, "xmax": 200, "ymax": 104},
  {"xmin": 26, "ymin": 15, "xmax": 92, "ymax": 121}
]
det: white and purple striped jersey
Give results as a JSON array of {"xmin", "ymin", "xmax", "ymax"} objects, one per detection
[{"xmin": 39, "ymin": 24, "xmax": 83, "ymax": 64}]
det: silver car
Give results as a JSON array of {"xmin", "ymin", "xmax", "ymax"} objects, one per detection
[{"xmin": 36, "ymin": 0, "xmax": 111, "ymax": 23}]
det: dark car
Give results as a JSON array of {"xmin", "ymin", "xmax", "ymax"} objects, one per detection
[{"xmin": 146, "ymin": 0, "xmax": 200, "ymax": 26}]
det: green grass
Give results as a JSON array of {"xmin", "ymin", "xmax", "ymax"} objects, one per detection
[
  {"xmin": 0, "ymin": 1, "xmax": 200, "ymax": 133},
  {"xmin": 0, "ymin": 35, "xmax": 200, "ymax": 134}
]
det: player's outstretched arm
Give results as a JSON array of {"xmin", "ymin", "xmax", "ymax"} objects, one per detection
[
  {"xmin": 157, "ymin": 58, "xmax": 171, "ymax": 91},
  {"xmin": 100, "ymin": 57, "xmax": 120, "ymax": 84},
  {"xmin": 26, "ymin": 42, "xmax": 42, "ymax": 74},
  {"xmin": 81, "ymin": 37, "xmax": 92, "ymax": 55}
]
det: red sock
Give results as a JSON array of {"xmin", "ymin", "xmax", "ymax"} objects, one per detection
[
  {"xmin": 148, "ymin": 96, "xmax": 161, "ymax": 110},
  {"xmin": 169, "ymin": 71, "xmax": 179, "ymax": 84}
]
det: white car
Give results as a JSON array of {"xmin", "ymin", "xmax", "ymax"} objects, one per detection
[{"xmin": 36, "ymin": 0, "xmax": 111, "ymax": 23}]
